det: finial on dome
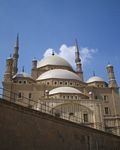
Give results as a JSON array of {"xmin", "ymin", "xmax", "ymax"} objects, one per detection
[
  {"xmin": 32, "ymin": 57, "xmax": 37, "ymax": 61},
  {"xmin": 93, "ymin": 71, "xmax": 96, "ymax": 76},
  {"xmin": 52, "ymin": 50, "xmax": 55, "ymax": 56},
  {"xmin": 9, "ymin": 54, "xmax": 12, "ymax": 58}
]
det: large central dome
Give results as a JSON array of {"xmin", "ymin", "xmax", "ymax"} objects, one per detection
[
  {"xmin": 37, "ymin": 69, "xmax": 82, "ymax": 81},
  {"xmin": 37, "ymin": 55, "xmax": 72, "ymax": 68}
]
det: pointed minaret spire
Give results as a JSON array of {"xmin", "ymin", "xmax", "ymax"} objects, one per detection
[
  {"xmin": 16, "ymin": 33, "xmax": 19, "ymax": 48},
  {"xmin": 75, "ymin": 39, "xmax": 81, "ymax": 63},
  {"xmin": 22, "ymin": 66, "xmax": 24, "ymax": 72},
  {"xmin": 12, "ymin": 33, "xmax": 19, "ymax": 75},
  {"xmin": 75, "ymin": 39, "xmax": 83, "ymax": 81}
]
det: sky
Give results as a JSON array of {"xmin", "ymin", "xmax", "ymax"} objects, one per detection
[{"xmin": 0, "ymin": 0, "xmax": 120, "ymax": 87}]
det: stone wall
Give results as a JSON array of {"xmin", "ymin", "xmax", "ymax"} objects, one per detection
[{"xmin": 0, "ymin": 98, "xmax": 120, "ymax": 150}]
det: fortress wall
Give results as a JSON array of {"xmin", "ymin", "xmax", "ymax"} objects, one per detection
[{"xmin": 0, "ymin": 98, "xmax": 120, "ymax": 150}]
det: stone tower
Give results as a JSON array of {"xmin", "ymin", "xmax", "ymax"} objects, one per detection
[
  {"xmin": 106, "ymin": 64, "xmax": 117, "ymax": 88},
  {"xmin": 4, "ymin": 56, "xmax": 13, "ymax": 82}
]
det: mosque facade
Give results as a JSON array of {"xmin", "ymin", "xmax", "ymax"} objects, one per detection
[{"xmin": 2, "ymin": 35, "xmax": 120, "ymax": 136}]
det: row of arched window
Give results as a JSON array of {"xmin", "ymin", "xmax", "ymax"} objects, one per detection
[
  {"xmin": 18, "ymin": 92, "xmax": 32, "ymax": 99},
  {"xmin": 46, "ymin": 80, "xmax": 81, "ymax": 87}
]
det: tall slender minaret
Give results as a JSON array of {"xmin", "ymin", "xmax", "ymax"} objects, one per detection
[
  {"xmin": 75, "ymin": 39, "xmax": 83, "ymax": 81},
  {"xmin": 12, "ymin": 34, "xmax": 19, "ymax": 75},
  {"xmin": 106, "ymin": 64, "xmax": 117, "ymax": 88}
]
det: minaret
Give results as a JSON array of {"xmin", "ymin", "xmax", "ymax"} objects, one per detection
[
  {"xmin": 12, "ymin": 34, "xmax": 19, "ymax": 75},
  {"xmin": 4, "ymin": 55, "xmax": 13, "ymax": 81},
  {"xmin": 106, "ymin": 64, "xmax": 117, "ymax": 88},
  {"xmin": 75, "ymin": 39, "xmax": 83, "ymax": 81},
  {"xmin": 32, "ymin": 58, "xmax": 37, "ymax": 79},
  {"xmin": 32, "ymin": 58, "xmax": 37, "ymax": 69}
]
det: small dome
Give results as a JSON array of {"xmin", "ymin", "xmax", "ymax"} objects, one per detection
[
  {"xmin": 13, "ymin": 72, "xmax": 32, "ymax": 79},
  {"xmin": 37, "ymin": 55, "xmax": 72, "ymax": 69},
  {"xmin": 7, "ymin": 56, "xmax": 12, "ymax": 60},
  {"xmin": 86, "ymin": 76, "xmax": 104, "ymax": 83},
  {"xmin": 107, "ymin": 64, "xmax": 113, "ymax": 68},
  {"xmin": 36, "ymin": 69, "xmax": 82, "ymax": 81},
  {"xmin": 49, "ymin": 87, "xmax": 82, "ymax": 95},
  {"xmin": 32, "ymin": 58, "xmax": 37, "ymax": 61}
]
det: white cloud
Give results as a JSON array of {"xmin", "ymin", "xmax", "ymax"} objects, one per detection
[
  {"xmin": 59, "ymin": 44, "xmax": 76, "ymax": 68},
  {"xmin": 43, "ymin": 44, "xmax": 97, "ymax": 69},
  {"xmin": 80, "ymin": 47, "xmax": 97, "ymax": 64}
]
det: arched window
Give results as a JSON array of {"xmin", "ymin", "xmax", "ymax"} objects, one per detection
[
  {"xmin": 59, "ymin": 81, "xmax": 63, "ymax": 85},
  {"xmin": 104, "ymin": 107, "xmax": 109, "ymax": 114},
  {"xmin": 29, "ymin": 93, "xmax": 32, "ymax": 99},
  {"xmin": 54, "ymin": 81, "xmax": 57, "ymax": 85},
  {"xmin": 19, "ymin": 80, "xmax": 22, "ymax": 84},
  {"xmin": 83, "ymin": 113, "xmax": 88, "ymax": 122},
  {"xmin": 75, "ymin": 95, "xmax": 78, "ymax": 99},
  {"xmin": 18, "ymin": 92, "xmax": 22, "ymax": 98},
  {"xmin": 65, "ymin": 82, "xmax": 68, "ymax": 85},
  {"xmin": 24, "ymin": 80, "xmax": 27, "ymax": 84},
  {"xmin": 47, "ymin": 82, "xmax": 49, "ymax": 85},
  {"xmin": 95, "ymin": 96, "xmax": 98, "ymax": 99},
  {"xmin": 63, "ymin": 95, "xmax": 65, "ymax": 99}
]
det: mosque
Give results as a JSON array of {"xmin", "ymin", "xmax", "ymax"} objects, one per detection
[{"xmin": 2, "ymin": 35, "xmax": 120, "ymax": 136}]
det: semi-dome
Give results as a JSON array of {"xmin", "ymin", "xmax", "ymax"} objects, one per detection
[
  {"xmin": 37, "ymin": 55, "xmax": 72, "ymax": 68},
  {"xmin": 13, "ymin": 72, "xmax": 32, "ymax": 79},
  {"xmin": 36, "ymin": 69, "xmax": 82, "ymax": 81},
  {"xmin": 86, "ymin": 76, "xmax": 105, "ymax": 83},
  {"xmin": 49, "ymin": 87, "xmax": 82, "ymax": 95}
]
